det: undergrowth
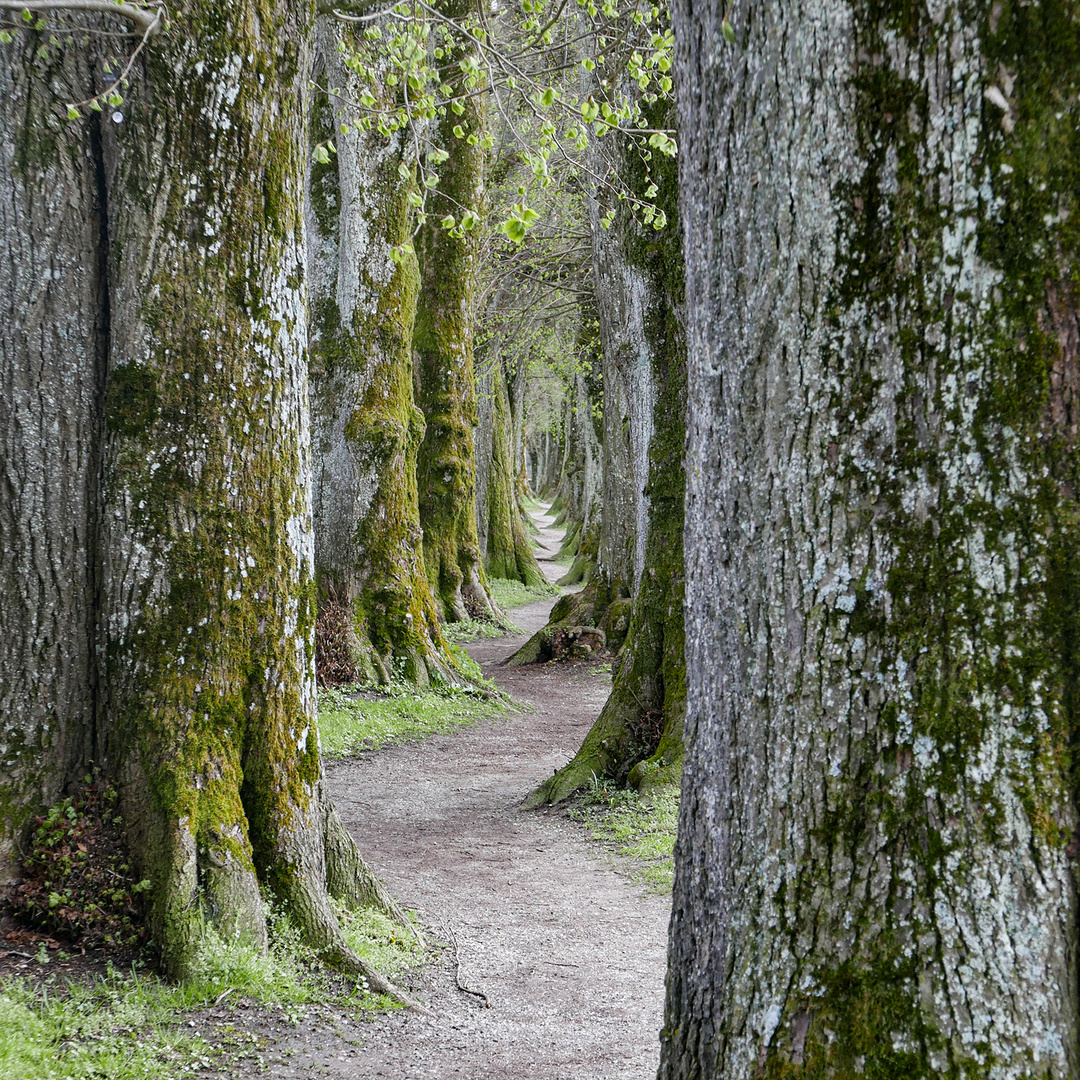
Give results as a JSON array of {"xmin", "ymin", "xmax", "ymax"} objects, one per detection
[
  {"xmin": 567, "ymin": 779, "xmax": 679, "ymax": 892},
  {"xmin": 0, "ymin": 902, "xmax": 425, "ymax": 1080},
  {"xmin": 3, "ymin": 780, "xmax": 149, "ymax": 948},
  {"xmin": 318, "ymin": 679, "xmax": 511, "ymax": 757}
]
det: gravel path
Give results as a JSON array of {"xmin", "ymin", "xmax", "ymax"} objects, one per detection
[{"xmin": 263, "ymin": 508, "xmax": 670, "ymax": 1077}]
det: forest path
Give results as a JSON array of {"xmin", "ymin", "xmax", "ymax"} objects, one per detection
[{"xmin": 308, "ymin": 505, "xmax": 670, "ymax": 1079}]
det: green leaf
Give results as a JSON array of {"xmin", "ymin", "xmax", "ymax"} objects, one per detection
[
  {"xmin": 440, "ymin": 214, "xmax": 457, "ymax": 229},
  {"xmin": 500, "ymin": 218, "xmax": 527, "ymax": 243},
  {"xmin": 540, "ymin": 86, "xmax": 555, "ymax": 107},
  {"xmin": 721, "ymin": 18, "xmax": 735, "ymax": 43},
  {"xmin": 452, "ymin": 123, "xmax": 465, "ymax": 139}
]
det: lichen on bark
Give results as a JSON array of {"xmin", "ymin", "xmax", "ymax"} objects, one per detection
[
  {"xmin": 662, "ymin": 1, "xmax": 1080, "ymax": 1076},
  {"xmin": 1, "ymin": 28, "xmax": 107, "ymax": 870}
]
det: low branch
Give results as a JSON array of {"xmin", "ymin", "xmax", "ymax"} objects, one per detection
[{"xmin": 0, "ymin": 0, "xmax": 163, "ymax": 34}]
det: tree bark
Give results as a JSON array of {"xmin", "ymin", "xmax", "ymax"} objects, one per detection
[
  {"xmin": 307, "ymin": 17, "xmax": 460, "ymax": 687},
  {"xmin": 0, "ymin": 28, "xmax": 104, "ymax": 870},
  {"xmin": 663, "ymin": 1, "xmax": 1080, "ymax": 1075},
  {"xmin": 475, "ymin": 352, "xmax": 546, "ymax": 587},
  {"xmin": 413, "ymin": 0, "xmax": 498, "ymax": 623},
  {"xmin": 3, "ymin": 2, "xmax": 407, "ymax": 990},
  {"xmin": 551, "ymin": 363, "xmax": 603, "ymax": 585}
]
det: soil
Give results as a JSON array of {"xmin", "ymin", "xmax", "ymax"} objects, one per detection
[
  {"xmin": 310, "ymin": 507, "xmax": 671, "ymax": 1079},
  {"xmin": 0, "ymin": 508, "xmax": 672, "ymax": 1078}
]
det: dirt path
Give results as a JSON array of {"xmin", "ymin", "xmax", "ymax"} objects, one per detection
[{"xmin": 262, "ymin": 507, "xmax": 670, "ymax": 1077}]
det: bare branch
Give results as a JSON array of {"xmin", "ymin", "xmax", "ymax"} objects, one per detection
[{"xmin": 0, "ymin": 0, "xmax": 163, "ymax": 35}]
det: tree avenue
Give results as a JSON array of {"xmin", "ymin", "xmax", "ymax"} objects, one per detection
[
  {"xmin": 663, "ymin": 0, "xmax": 1080, "ymax": 1075},
  {"xmin": 4, "ymin": 0, "xmax": 1080, "ymax": 1073}
]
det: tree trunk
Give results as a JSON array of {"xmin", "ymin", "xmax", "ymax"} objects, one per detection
[
  {"xmin": 551, "ymin": 364, "xmax": 603, "ymax": 586},
  {"xmin": 591, "ymin": 189, "xmax": 647, "ymax": 602},
  {"xmin": 307, "ymin": 18, "xmax": 459, "ymax": 688},
  {"xmin": 663, "ymin": 2, "xmax": 1080, "ymax": 1075},
  {"xmin": 527, "ymin": 112, "xmax": 687, "ymax": 802},
  {"xmin": 475, "ymin": 353, "xmax": 546, "ymax": 586},
  {"xmin": 0, "ymin": 29, "xmax": 104, "ymax": 870},
  {"xmin": 413, "ymin": 0, "xmax": 497, "ymax": 623},
  {"xmin": 3, "ymin": 2, "xmax": 407, "ymax": 990}
]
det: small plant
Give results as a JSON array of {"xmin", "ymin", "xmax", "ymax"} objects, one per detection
[
  {"xmin": 4, "ymin": 780, "xmax": 149, "ymax": 947},
  {"xmin": 583, "ymin": 772, "xmax": 640, "ymax": 808},
  {"xmin": 570, "ymin": 783, "xmax": 679, "ymax": 892}
]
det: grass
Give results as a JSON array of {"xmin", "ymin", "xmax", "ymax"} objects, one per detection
[
  {"xmin": 441, "ymin": 615, "xmax": 518, "ymax": 643},
  {"xmin": 568, "ymin": 779, "xmax": 679, "ymax": 892},
  {"xmin": 0, "ymin": 902, "xmax": 425, "ymax": 1080},
  {"xmin": 487, "ymin": 576, "xmax": 559, "ymax": 610},
  {"xmin": 318, "ymin": 680, "xmax": 510, "ymax": 757}
]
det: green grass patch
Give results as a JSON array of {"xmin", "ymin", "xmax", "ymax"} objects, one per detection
[
  {"xmin": 318, "ymin": 681, "xmax": 510, "ymax": 757},
  {"xmin": 441, "ymin": 616, "xmax": 519, "ymax": 643},
  {"xmin": 0, "ymin": 901, "xmax": 424, "ymax": 1079},
  {"xmin": 568, "ymin": 780, "xmax": 679, "ymax": 892},
  {"xmin": 487, "ymin": 577, "xmax": 559, "ymax": 610}
]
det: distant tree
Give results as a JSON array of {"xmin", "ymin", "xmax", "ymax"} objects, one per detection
[
  {"xmin": 663, "ymin": 1, "xmax": 1080, "ymax": 1075},
  {"xmin": 527, "ymin": 98, "xmax": 686, "ymax": 802}
]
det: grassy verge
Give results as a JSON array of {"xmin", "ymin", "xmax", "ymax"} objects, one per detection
[
  {"xmin": 567, "ymin": 781, "xmax": 679, "ymax": 892},
  {"xmin": 442, "ymin": 616, "xmax": 518, "ymax": 643},
  {"xmin": 0, "ymin": 904, "xmax": 424, "ymax": 1080},
  {"xmin": 487, "ymin": 576, "xmax": 560, "ymax": 611},
  {"xmin": 318, "ymin": 680, "xmax": 511, "ymax": 757}
]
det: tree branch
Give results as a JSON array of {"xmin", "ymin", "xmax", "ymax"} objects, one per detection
[{"xmin": 0, "ymin": 0, "xmax": 163, "ymax": 35}]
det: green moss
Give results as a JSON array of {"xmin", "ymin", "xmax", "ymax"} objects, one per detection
[
  {"xmin": 412, "ymin": 0, "xmax": 496, "ymax": 625},
  {"xmin": 753, "ymin": 2, "xmax": 1080, "ymax": 1063},
  {"xmin": 308, "ymin": 57, "xmax": 466, "ymax": 690},
  {"xmin": 480, "ymin": 359, "xmax": 547, "ymax": 588}
]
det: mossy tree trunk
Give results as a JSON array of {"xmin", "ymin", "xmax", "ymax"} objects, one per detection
[
  {"xmin": 307, "ymin": 18, "xmax": 460, "ymax": 687},
  {"xmin": 663, "ymin": 1, "xmax": 1080, "ymax": 1075},
  {"xmin": 591, "ymin": 203, "xmax": 644, "ymax": 606},
  {"xmin": 551, "ymin": 363, "xmax": 604, "ymax": 585},
  {"xmin": 527, "ymin": 108, "xmax": 687, "ymax": 802},
  {"xmin": 2, "ymin": 2, "xmax": 405, "ymax": 989},
  {"xmin": 475, "ymin": 350, "xmax": 546, "ymax": 587},
  {"xmin": 507, "ymin": 353, "xmax": 528, "ymax": 491},
  {"xmin": 413, "ymin": 0, "xmax": 498, "ymax": 623}
]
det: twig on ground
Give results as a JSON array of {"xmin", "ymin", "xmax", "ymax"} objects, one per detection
[{"xmin": 441, "ymin": 921, "xmax": 490, "ymax": 1008}]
